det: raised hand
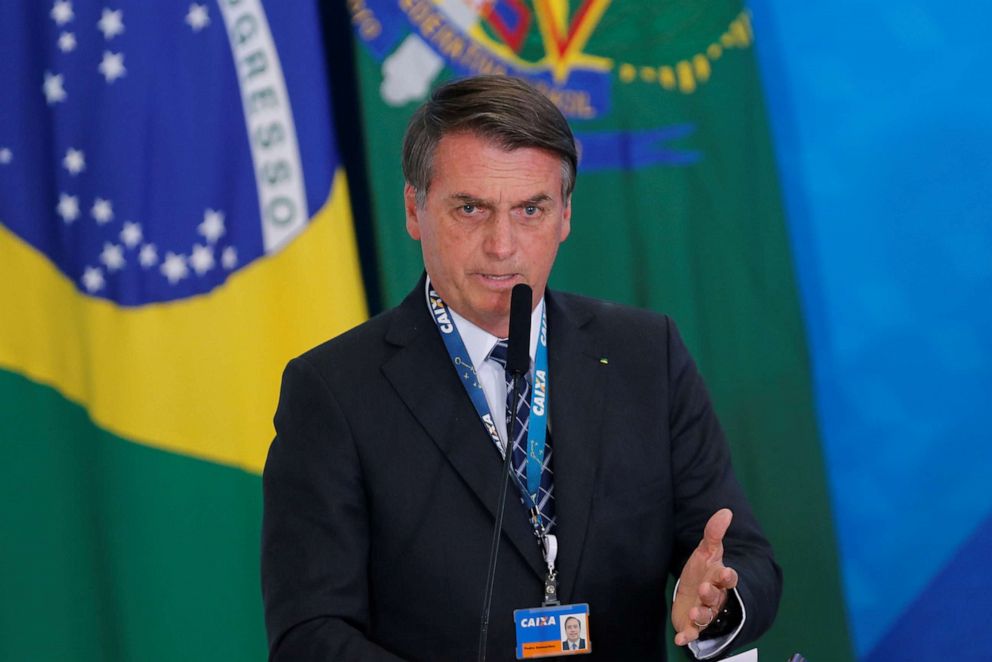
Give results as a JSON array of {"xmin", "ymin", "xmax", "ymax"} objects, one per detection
[{"xmin": 672, "ymin": 509, "xmax": 740, "ymax": 647}]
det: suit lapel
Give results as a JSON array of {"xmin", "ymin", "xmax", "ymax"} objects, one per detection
[
  {"xmin": 546, "ymin": 290, "xmax": 605, "ymax": 603},
  {"xmin": 381, "ymin": 280, "xmax": 546, "ymax": 580}
]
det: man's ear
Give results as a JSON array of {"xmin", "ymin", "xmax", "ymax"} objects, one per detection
[
  {"xmin": 404, "ymin": 184, "xmax": 421, "ymax": 240},
  {"xmin": 560, "ymin": 195, "xmax": 572, "ymax": 242}
]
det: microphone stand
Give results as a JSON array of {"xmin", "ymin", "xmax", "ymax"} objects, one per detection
[
  {"xmin": 477, "ymin": 370, "xmax": 524, "ymax": 662},
  {"xmin": 478, "ymin": 283, "xmax": 532, "ymax": 662}
]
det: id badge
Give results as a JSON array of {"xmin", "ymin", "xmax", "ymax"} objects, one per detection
[{"xmin": 514, "ymin": 603, "xmax": 591, "ymax": 659}]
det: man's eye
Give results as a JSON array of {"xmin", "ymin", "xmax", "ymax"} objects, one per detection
[
  {"xmin": 461, "ymin": 204, "xmax": 476, "ymax": 214},
  {"xmin": 524, "ymin": 205, "xmax": 540, "ymax": 216}
]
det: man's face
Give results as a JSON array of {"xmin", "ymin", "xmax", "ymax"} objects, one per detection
[
  {"xmin": 565, "ymin": 619, "xmax": 580, "ymax": 641},
  {"xmin": 405, "ymin": 132, "xmax": 571, "ymax": 337}
]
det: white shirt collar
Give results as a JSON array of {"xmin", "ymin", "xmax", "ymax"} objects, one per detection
[
  {"xmin": 448, "ymin": 299, "xmax": 544, "ymax": 371},
  {"xmin": 425, "ymin": 275, "xmax": 545, "ymax": 371}
]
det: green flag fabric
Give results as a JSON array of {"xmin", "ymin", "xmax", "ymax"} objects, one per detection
[{"xmin": 348, "ymin": 2, "xmax": 853, "ymax": 658}]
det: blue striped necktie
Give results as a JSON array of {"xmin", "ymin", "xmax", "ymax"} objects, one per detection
[{"xmin": 488, "ymin": 340, "xmax": 556, "ymax": 531}]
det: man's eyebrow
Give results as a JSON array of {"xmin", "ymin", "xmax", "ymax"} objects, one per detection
[
  {"xmin": 446, "ymin": 192, "xmax": 556, "ymax": 206},
  {"xmin": 447, "ymin": 193, "xmax": 491, "ymax": 206}
]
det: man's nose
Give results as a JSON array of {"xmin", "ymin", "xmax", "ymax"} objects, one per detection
[{"xmin": 482, "ymin": 212, "xmax": 515, "ymax": 259}]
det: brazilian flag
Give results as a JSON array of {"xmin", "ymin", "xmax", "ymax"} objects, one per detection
[
  {"xmin": 0, "ymin": 1, "xmax": 365, "ymax": 659},
  {"xmin": 347, "ymin": 1, "xmax": 853, "ymax": 659}
]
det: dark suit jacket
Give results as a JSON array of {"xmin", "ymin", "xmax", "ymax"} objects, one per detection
[
  {"xmin": 262, "ymin": 279, "xmax": 781, "ymax": 661},
  {"xmin": 562, "ymin": 637, "xmax": 587, "ymax": 651}
]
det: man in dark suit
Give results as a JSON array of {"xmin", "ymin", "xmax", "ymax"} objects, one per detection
[
  {"xmin": 561, "ymin": 616, "xmax": 587, "ymax": 651},
  {"xmin": 261, "ymin": 75, "xmax": 781, "ymax": 661}
]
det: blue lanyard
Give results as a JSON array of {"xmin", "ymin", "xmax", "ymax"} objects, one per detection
[{"xmin": 425, "ymin": 280, "xmax": 550, "ymax": 514}]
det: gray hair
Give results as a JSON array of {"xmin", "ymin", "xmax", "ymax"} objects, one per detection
[{"xmin": 402, "ymin": 75, "xmax": 578, "ymax": 208}]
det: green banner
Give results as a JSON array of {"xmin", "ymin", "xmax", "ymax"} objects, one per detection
[{"xmin": 349, "ymin": 2, "xmax": 852, "ymax": 658}]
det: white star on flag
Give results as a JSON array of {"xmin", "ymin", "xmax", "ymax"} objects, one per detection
[
  {"xmin": 63, "ymin": 148, "xmax": 86, "ymax": 175},
  {"xmin": 97, "ymin": 8, "xmax": 125, "ymax": 40},
  {"xmin": 198, "ymin": 208, "xmax": 225, "ymax": 243},
  {"xmin": 91, "ymin": 197, "xmax": 114, "ymax": 224},
  {"xmin": 0, "ymin": 148, "xmax": 12, "ymax": 165},
  {"xmin": 51, "ymin": 1, "xmax": 74, "ymax": 26},
  {"xmin": 221, "ymin": 246, "xmax": 238, "ymax": 270},
  {"xmin": 82, "ymin": 266, "xmax": 105, "ymax": 293},
  {"xmin": 139, "ymin": 243, "xmax": 158, "ymax": 268},
  {"xmin": 161, "ymin": 252, "xmax": 189, "ymax": 284},
  {"xmin": 186, "ymin": 4, "xmax": 210, "ymax": 32},
  {"xmin": 190, "ymin": 243, "xmax": 215, "ymax": 275},
  {"xmin": 120, "ymin": 221, "xmax": 143, "ymax": 248},
  {"xmin": 100, "ymin": 242, "xmax": 126, "ymax": 271},
  {"xmin": 58, "ymin": 31, "xmax": 77, "ymax": 53},
  {"xmin": 99, "ymin": 51, "xmax": 126, "ymax": 83},
  {"xmin": 57, "ymin": 193, "xmax": 80, "ymax": 223},
  {"xmin": 43, "ymin": 71, "xmax": 67, "ymax": 104}
]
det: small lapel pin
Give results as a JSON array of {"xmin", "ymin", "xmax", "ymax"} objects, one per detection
[{"xmin": 599, "ymin": 358, "xmax": 608, "ymax": 365}]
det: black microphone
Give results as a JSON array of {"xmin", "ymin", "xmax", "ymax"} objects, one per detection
[
  {"xmin": 506, "ymin": 284, "xmax": 533, "ymax": 377},
  {"xmin": 478, "ymin": 282, "xmax": 533, "ymax": 662}
]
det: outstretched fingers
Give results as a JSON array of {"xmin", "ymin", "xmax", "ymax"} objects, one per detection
[{"xmin": 673, "ymin": 510, "xmax": 739, "ymax": 647}]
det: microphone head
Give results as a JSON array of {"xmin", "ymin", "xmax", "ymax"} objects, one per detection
[{"xmin": 507, "ymin": 284, "xmax": 533, "ymax": 375}]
